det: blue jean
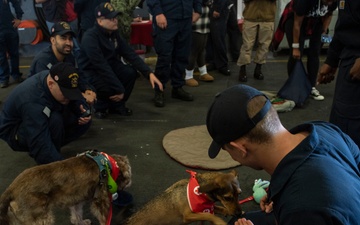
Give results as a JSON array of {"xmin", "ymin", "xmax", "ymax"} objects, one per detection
[{"xmin": 0, "ymin": 28, "xmax": 21, "ymax": 83}]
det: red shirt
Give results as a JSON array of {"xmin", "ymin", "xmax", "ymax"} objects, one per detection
[{"xmin": 65, "ymin": 0, "xmax": 77, "ymax": 22}]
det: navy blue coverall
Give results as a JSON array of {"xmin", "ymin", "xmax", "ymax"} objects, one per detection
[
  {"xmin": 147, "ymin": 0, "xmax": 202, "ymax": 89},
  {"xmin": 0, "ymin": 0, "xmax": 23, "ymax": 85},
  {"xmin": 324, "ymin": 0, "xmax": 360, "ymax": 147},
  {"xmin": 0, "ymin": 71, "xmax": 90, "ymax": 164}
]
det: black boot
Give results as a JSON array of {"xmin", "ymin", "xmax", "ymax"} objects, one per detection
[
  {"xmin": 254, "ymin": 64, "xmax": 264, "ymax": 80},
  {"xmin": 238, "ymin": 65, "xmax": 247, "ymax": 82},
  {"xmin": 171, "ymin": 87, "xmax": 194, "ymax": 101},
  {"xmin": 154, "ymin": 89, "xmax": 165, "ymax": 107}
]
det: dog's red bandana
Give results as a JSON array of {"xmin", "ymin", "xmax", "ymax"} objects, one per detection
[
  {"xmin": 101, "ymin": 152, "xmax": 121, "ymax": 225},
  {"xmin": 186, "ymin": 170, "xmax": 215, "ymax": 214},
  {"xmin": 101, "ymin": 152, "xmax": 120, "ymax": 180}
]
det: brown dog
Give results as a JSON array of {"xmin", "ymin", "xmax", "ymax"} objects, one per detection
[
  {"xmin": 124, "ymin": 170, "xmax": 241, "ymax": 225},
  {"xmin": 0, "ymin": 150, "xmax": 131, "ymax": 225}
]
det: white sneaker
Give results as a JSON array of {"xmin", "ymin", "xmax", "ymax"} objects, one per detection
[{"xmin": 311, "ymin": 87, "xmax": 324, "ymax": 100}]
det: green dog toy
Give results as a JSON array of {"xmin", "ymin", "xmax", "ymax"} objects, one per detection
[
  {"xmin": 105, "ymin": 163, "xmax": 118, "ymax": 194},
  {"xmin": 252, "ymin": 179, "xmax": 270, "ymax": 204}
]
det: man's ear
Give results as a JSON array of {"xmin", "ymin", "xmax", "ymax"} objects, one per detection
[
  {"xmin": 47, "ymin": 76, "xmax": 56, "ymax": 89},
  {"xmin": 229, "ymin": 139, "xmax": 247, "ymax": 158},
  {"xmin": 50, "ymin": 36, "xmax": 56, "ymax": 45}
]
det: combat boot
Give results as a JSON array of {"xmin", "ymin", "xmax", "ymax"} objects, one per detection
[
  {"xmin": 254, "ymin": 63, "xmax": 264, "ymax": 80},
  {"xmin": 238, "ymin": 65, "xmax": 247, "ymax": 82}
]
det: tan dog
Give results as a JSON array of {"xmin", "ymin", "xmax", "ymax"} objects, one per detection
[
  {"xmin": 124, "ymin": 170, "xmax": 241, "ymax": 225},
  {"xmin": 0, "ymin": 150, "xmax": 131, "ymax": 225}
]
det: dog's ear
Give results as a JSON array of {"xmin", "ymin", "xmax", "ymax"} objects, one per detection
[
  {"xmin": 199, "ymin": 172, "xmax": 240, "ymax": 196},
  {"xmin": 198, "ymin": 181, "xmax": 220, "ymax": 194},
  {"xmin": 230, "ymin": 169, "xmax": 238, "ymax": 178}
]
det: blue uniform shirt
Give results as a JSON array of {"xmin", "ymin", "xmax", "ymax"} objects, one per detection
[
  {"xmin": 268, "ymin": 121, "xmax": 360, "ymax": 225},
  {"xmin": 0, "ymin": 71, "xmax": 64, "ymax": 163}
]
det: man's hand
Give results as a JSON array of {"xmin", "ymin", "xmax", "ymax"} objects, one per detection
[
  {"xmin": 156, "ymin": 14, "xmax": 167, "ymax": 29},
  {"xmin": 12, "ymin": 19, "xmax": 21, "ymax": 28},
  {"xmin": 192, "ymin": 12, "xmax": 201, "ymax": 23},
  {"xmin": 350, "ymin": 58, "xmax": 360, "ymax": 80},
  {"xmin": 317, "ymin": 63, "xmax": 337, "ymax": 84},
  {"xmin": 78, "ymin": 104, "xmax": 91, "ymax": 125},
  {"xmin": 260, "ymin": 195, "xmax": 273, "ymax": 213},
  {"xmin": 149, "ymin": 73, "xmax": 163, "ymax": 91},
  {"xmin": 82, "ymin": 90, "xmax": 97, "ymax": 105},
  {"xmin": 235, "ymin": 218, "xmax": 254, "ymax": 225},
  {"xmin": 212, "ymin": 11, "xmax": 220, "ymax": 18},
  {"xmin": 292, "ymin": 48, "xmax": 301, "ymax": 59},
  {"xmin": 109, "ymin": 93, "xmax": 124, "ymax": 102}
]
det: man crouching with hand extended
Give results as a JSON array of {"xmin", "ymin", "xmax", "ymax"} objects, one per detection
[
  {"xmin": 0, "ymin": 62, "xmax": 91, "ymax": 164},
  {"xmin": 78, "ymin": 2, "xmax": 163, "ymax": 119}
]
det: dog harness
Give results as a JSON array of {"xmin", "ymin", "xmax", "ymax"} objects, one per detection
[
  {"xmin": 80, "ymin": 150, "xmax": 120, "ymax": 188},
  {"xmin": 186, "ymin": 170, "xmax": 215, "ymax": 214},
  {"xmin": 79, "ymin": 150, "xmax": 121, "ymax": 225}
]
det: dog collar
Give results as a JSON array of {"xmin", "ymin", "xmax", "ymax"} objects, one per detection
[
  {"xmin": 186, "ymin": 170, "xmax": 215, "ymax": 214},
  {"xmin": 81, "ymin": 150, "xmax": 120, "ymax": 193},
  {"xmin": 101, "ymin": 152, "xmax": 120, "ymax": 181}
]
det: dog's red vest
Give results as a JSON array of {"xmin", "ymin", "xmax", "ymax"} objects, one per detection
[{"xmin": 186, "ymin": 170, "xmax": 215, "ymax": 214}]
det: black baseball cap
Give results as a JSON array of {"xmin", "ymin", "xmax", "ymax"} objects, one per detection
[
  {"xmin": 95, "ymin": 2, "xmax": 120, "ymax": 19},
  {"xmin": 50, "ymin": 22, "xmax": 75, "ymax": 37},
  {"xmin": 49, "ymin": 62, "xmax": 83, "ymax": 101},
  {"xmin": 206, "ymin": 85, "xmax": 272, "ymax": 159}
]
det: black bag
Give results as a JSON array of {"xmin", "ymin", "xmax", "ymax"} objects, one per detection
[{"xmin": 278, "ymin": 60, "xmax": 311, "ymax": 107}]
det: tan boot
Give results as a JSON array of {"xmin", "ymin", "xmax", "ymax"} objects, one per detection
[
  {"xmin": 185, "ymin": 78, "xmax": 199, "ymax": 87},
  {"xmin": 199, "ymin": 74, "xmax": 214, "ymax": 82}
]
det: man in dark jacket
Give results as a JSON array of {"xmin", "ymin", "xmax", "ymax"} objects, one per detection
[
  {"xmin": 0, "ymin": 0, "xmax": 24, "ymax": 88},
  {"xmin": 78, "ymin": 2, "xmax": 163, "ymax": 118},
  {"xmin": 0, "ymin": 63, "xmax": 91, "ymax": 164},
  {"xmin": 318, "ymin": 0, "xmax": 360, "ymax": 147},
  {"xmin": 74, "ymin": 0, "xmax": 109, "ymax": 41},
  {"xmin": 147, "ymin": 0, "xmax": 202, "ymax": 107}
]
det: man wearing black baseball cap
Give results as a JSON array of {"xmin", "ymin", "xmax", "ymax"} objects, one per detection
[
  {"xmin": 78, "ymin": 2, "xmax": 163, "ymax": 119},
  {"xmin": 29, "ymin": 21, "xmax": 76, "ymax": 76},
  {"xmin": 206, "ymin": 84, "xmax": 360, "ymax": 225},
  {"xmin": 0, "ymin": 62, "xmax": 92, "ymax": 164}
]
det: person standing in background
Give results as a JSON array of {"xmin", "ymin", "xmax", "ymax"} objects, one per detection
[
  {"xmin": 206, "ymin": 0, "xmax": 232, "ymax": 76},
  {"xmin": 227, "ymin": 0, "xmax": 240, "ymax": 62},
  {"xmin": 318, "ymin": 0, "xmax": 360, "ymax": 147},
  {"xmin": 0, "ymin": 0, "xmax": 24, "ymax": 88},
  {"xmin": 283, "ymin": 0, "xmax": 337, "ymax": 100},
  {"xmin": 185, "ymin": 0, "xmax": 214, "ymax": 87},
  {"xmin": 74, "ymin": 0, "xmax": 109, "ymax": 41},
  {"xmin": 237, "ymin": 0, "xmax": 276, "ymax": 82},
  {"xmin": 147, "ymin": 0, "xmax": 202, "ymax": 107},
  {"xmin": 35, "ymin": 0, "xmax": 78, "ymax": 34}
]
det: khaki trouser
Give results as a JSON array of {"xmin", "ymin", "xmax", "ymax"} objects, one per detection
[{"xmin": 237, "ymin": 20, "xmax": 274, "ymax": 66}]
